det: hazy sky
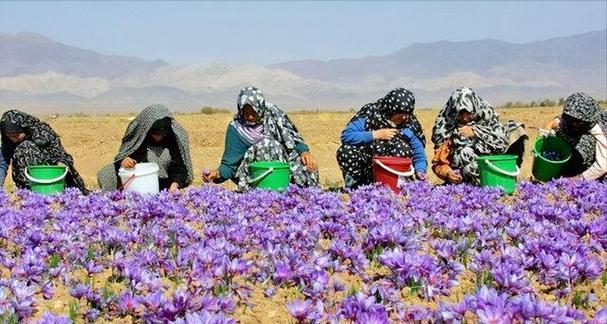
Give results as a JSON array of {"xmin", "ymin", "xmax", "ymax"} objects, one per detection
[{"xmin": 1, "ymin": 1, "xmax": 606, "ymax": 65}]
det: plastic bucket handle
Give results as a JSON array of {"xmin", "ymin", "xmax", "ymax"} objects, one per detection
[
  {"xmin": 248, "ymin": 167, "xmax": 274, "ymax": 184},
  {"xmin": 118, "ymin": 164, "xmax": 160, "ymax": 178},
  {"xmin": 483, "ymin": 159, "xmax": 520, "ymax": 177},
  {"xmin": 531, "ymin": 148, "xmax": 571, "ymax": 161},
  {"xmin": 25, "ymin": 168, "xmax": 68, "ymax": 184},
  {"xmin": 374, "ymin": 160, "xmax": 415, "ymax": 177},
  {"xmin": 119, "ymin": 174, "xmax": 136, "ymax": 191}
]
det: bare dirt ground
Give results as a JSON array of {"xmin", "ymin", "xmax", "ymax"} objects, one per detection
[{"xmin": 2, "ymin": 107, "xmax": 560, "ymax": 191}]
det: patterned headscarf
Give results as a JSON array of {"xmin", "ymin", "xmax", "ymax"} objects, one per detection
[
  {"xmin": 562, "ymin": 92, "xmax": 606, "ymax": 132},
  {"xmin": 557, "ymin": 92, "xmax": 607, "ymax": 167},
  {"xmin": 1, "ymin": 120, "xmax": 23, "ymax": 134},
  {"xmin": 0, "ymin": 109, "xmax": 88, "ymax": 192},
  {"xmin": 431, "ymin": 87, "xmax": 517, "ymax": 153},
  {"xmin": 350, "ymin": 88, "xmax": 426, "ymax": 146},
  {"xmin": 150, "ymin": 117, "xmax": 172, "ymax": 135},
  {"xmin": 1, "ymin": 110, "xmax": 60, "ymax": 149},
  {"xmin": 231, "ymin": 86, "xmax": 307, "ymax": 151},
  {"xmin": 114, "ymin": 104, "xmax": 194, "ymax": 183}
]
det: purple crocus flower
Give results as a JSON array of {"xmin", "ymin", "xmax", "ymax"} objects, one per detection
[
  {"xmin": 263, "ymin": 287, "xmax": 276, "ymax": 298},
  {"xmin": 171, "ymin": 310, "xmax": 236, "ymax": 324},
  {"xmin": 491, "ymin": 262, "xmax": 530, "ymax": 294},
  {"xmin": 0, "ymin": 287, "xmax": 12, "ymax": 315},
  {"xmin": 40, "ymin": 281, "xmax": 55, "ymax": 300},
  {"xmin": 590, "ymin": 308, "xmax": 607, "ymax": 324},
  {"xmin": 117, "ymin": 291, "xmax": 140, "ymax": 315},
  {"xmin": 85, "ymin": 308, "xmax": 101, "ymax": 322},
  {"xmin": 68, "ymin": 283, "xmax": 91, "ymax": 300},
  {"xmin": 85, "ymin": 260, "xmax": 103, "ymax": 276},
  {"xmin": 273, "ymin": 262, "xmax": 291, "ymax": 284},
  {"xmin": 438, "ymin": 301, "xmax": 467, "ymax": 322},
  {"xmin": 287, "ymin": 299, "xmax": 320, "ymax": 322},
  {"xmin": 37, "ymin": 311, "xmax": 72, "ymax": 324},
  {"xmin": 477, "ymin": 307, "xmax": 512, "ymax": 324},
  {"xmin": 355, "ymin": 308, "xmax": 389, "ymax": 324}
]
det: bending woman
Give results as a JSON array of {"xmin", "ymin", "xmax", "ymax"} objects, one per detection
[
  {"xmin": 0, "ymin": 110, "xmax": 88, "ymax": 193},
  {"xmin": 544, "ymin": 92, "xmax": 606, "ymax": 180},
  {"xmin": 97, "ymin": 105, "xmax": 193, "ymax": 192},
  {"xmin": 203, "ymin": 86, "xmax": 319, "ymax": 191},
  {"xmin": 431, "ymin": 87, "xmax": 527, "ymax": 184},
  {"xmin": 336, "ymin": 88, "xmax": 427, "ymax": 189}
]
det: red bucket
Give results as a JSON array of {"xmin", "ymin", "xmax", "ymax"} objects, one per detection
[{"xmin": 372, "ymin": 156, "xmax": 413, "ymax": 192}]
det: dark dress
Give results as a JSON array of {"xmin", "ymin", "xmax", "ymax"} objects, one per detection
[{"xmin": 0, "ymin": 110, "xmax": 88, "ymax": 193}]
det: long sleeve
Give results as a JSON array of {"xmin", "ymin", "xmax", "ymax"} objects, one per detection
[
  {"xmin": 0, "ymin": 144, "xmax": 9, "ymax": 187},
  {"xmin": 581, "ymin": 125, "xmax": 607, "ymax": 180},
  {"xmin": 168, "ymin": 145, "xmax": 190, "ymax": 188},
  {"xmin": 295, "ymin": 142, "xmax": 309, "ymax": 154},
  {"xmin": 401, "ymin": 128, "xmax": 428, "ymax": 173},
  {"xmin": 341, "ymin": 118, "xmax": 374, "ymax": 145},
  {"xmin": 216, "ymin": 124, "xmax": 251, "ymax": 183}
]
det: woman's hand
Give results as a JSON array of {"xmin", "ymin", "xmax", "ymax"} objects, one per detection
[
  {"xmin": 416, "ymin": 172, "xmax": 427, "ymax": 181},
  {"xmin": 202, "ymin": 169, "xmax": 220, "ymax": 183},
  {"xmin": 121, "ymin": 157, "xmax": 136, "ymax": 168},
  {"xmin": 300, "ymin": 152, "xmax": 318, "ymax": 172},
  {"xmin": 458, "ymin": 126, "xmax": 474, "ymax": 138},
  {"xmin": 447, "ymin": 170, "xmax": 463, "ymax": 184},
  {"xmin": 373, "ymin": 128, "xmax": 398, "ymax": 141},
  {"xmin": 169, "ymin": 182, "xmax": 180, "ymax": 193},
  {"xmin": 544, "ymin": 118, "xmax": 561, "ymax": 130}
]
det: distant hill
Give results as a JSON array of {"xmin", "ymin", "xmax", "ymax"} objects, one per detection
[
  {"xmin": 0, "ymin": 30, "xmax": 605, "ymax": 112},
  {"xmin": 271, "ymin": 29, "xmax": 606, "ymax": 99},
  {"xmin": 0, "ymin": 32, "xmax": 167, "ymax": 78}
]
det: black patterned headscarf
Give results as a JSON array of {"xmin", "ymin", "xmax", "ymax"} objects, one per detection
[
  {"xmin": 350, "ymin": 88, "xmax": 426, "ymax": 146},
  {"xmin": 113, "ymin": 105, "xmax": 194, "ymax": 183},
  {"xmin": 0, "ymin": 109, "xmax": 88, "ymax": 192},
  {"xmin": 149, "ymin": 117, "xmax": 172, "ymax": 135},
  {"xmin": 561, "ymin": 92, "xmax": 606, "ymax": 133},
  {"xmin": 1, "ymin": 120, "xmax": 23, "ymax": 134},
  {"xmin": 232, "ymin": 86, "xmax": 307, "ymax": 151},
  {"xmin": 557, "ymin": 92, "xmax": 607, "ymax": 167},
  {"xmin": 431, "ymin": 87, "xmax": 521, "ymax": 153},
  {"xmin": 1, "ymin": 110, "xmax": 66, "ymax": 159}
]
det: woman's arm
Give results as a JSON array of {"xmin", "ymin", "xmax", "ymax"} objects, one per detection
[
  {"xmin": 168, "ymin": 145, "xmax": 190, "ymax": 188},
  {"xmin": 0, "ymin": 145, "xmax": 9, "ymax": 187},
  {"xmin": 431, "ymin": 139, "xmax": 462, "ymax": 183},
  {"xmin": 401, "ymin": 128, "xmax": 427, "ymax": 174},
  {"xmin": 340, "ymin": 118, "xmax": 374, "ymax": 145},
  {"xmin": 216, "ymin": 124, "xmax": 250, "ymax": 183},
  {"xmin": 580, "ymin": 126, "xmax": 607, "ymax": 180}
]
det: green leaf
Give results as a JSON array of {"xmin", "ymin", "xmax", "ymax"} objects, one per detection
[
  {"xmin": 0, "ymin": 313, "xmax": 19, "ymax": 324},
  {"xmin": 68, "ymin": 300, "xmax": 80, "ymax": 322},
  {"xmin": 48, "ymin": 254, "xmax": 61, "ymax": 268},
  {"xmin": 572, "ymin": 291, "xmax": 585, "ymax": 308},
  {"xmin": 347, "ymin": 285, "xmax": 359, "ymax": 296},
  {"xmin": 86, "ymin": 246, "xmax": 96, "ymax": 261}
]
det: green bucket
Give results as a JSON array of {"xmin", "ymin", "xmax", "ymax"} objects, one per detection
[
  {"xmin": 477, "ymin": 155, "xmax": 520, "ymax": 195},
  {"xmin": 531, "ymin": 136, "xmax": 572, "ymax": 182},
  {"xmin": 248, "ymin": 161, "xmax": 290, "ymax": 191},
  {"xmin": 25, "ymin": 165, "xmax": 68, "ymax": 195}
]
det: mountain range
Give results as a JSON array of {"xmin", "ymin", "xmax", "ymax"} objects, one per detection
[{"xmin": 0, "ymin": 30, "xmax": 605, "ymax": 112}]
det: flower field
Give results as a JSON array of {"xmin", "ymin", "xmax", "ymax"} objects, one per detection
[{"xmin": 1, "ymin": 180, "xmax": 606, "ymax": 323}]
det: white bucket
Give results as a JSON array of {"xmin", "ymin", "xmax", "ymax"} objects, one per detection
[{"xmin": 118, "ymin": 162, "xmax": 160, "ymax": 194}]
